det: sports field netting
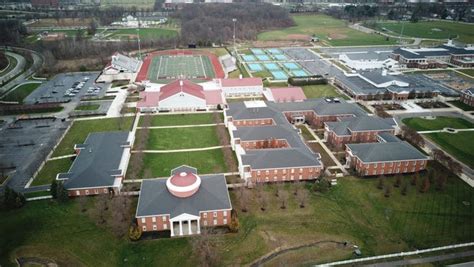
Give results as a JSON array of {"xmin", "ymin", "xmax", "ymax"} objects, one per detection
[
  {"xmin": 271, "ymin": 71, "xmax": 288, "ymax": 80},
  {"xmin": 263, "ymin": 63, "xmax": 280, "ymax": 71},
  {"xmin": 292, "ymin": 70, "xmax": 309, "ymax": 77},
  {"xmin": 251, "ymin": 48, "xmax": 265, "ymax": 55},
  {"xmin": 267, "ymin": 48, "xmax": 282, "ymax": 55},
  {"xmin": 256, "ymin": 55, "xmax": 271, "ymax": 61},
  {"xmin": 283, "ymin": 63, "xmax": 300, "ymax": 70},
  {"xmin": 242, "ymin": 55, "xmax": 256, "ymax": 62},
  {"xmin": 273, "ymin": 54, "xmax": 288, "ymax": 61},
  {"xmin": 147, "ymin": 55, "xmax": 215, "ymax": 81},
  {"xmin": 248, "ymin": 63, "xmax": 263, "ymax": 71}
]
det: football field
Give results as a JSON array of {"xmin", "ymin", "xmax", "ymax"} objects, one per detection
[{"xmin": 147, "ymin": 55, "xmax": 216, "ymax": 82}]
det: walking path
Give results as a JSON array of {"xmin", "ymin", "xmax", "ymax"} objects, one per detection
[
  {"xmin": 106, "ymin": 89, "xmax": 128, "ymax": 117},
  {"xmin": 48, "ymin": 154, "xmax": 75, "ymax": 161},
  {"xmin": 137, "ymin": 123, "xmax": 224, "ymax": 129},
  {"xmin": 133, "ymin": 145, "xmax": 230, "ymax": 153},
  {"xmin": 418, "ymin": 128, "xmax": 474, "ymax": 134},
  {"xmin": 364, "ymin": 250, "xmax": 474, "ymax": 267},
  {"xmin": 303, "ymin": 124, "xmax": 348, "ymax": 175}
]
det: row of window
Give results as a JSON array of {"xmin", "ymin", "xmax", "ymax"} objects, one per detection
[
  {"xmin": 141, "ymin": 219, "xmax": 228, "ymax": 232},
  {"xmin": 260, "ymin": 174, "xmax": 311, "ymax": 182},
  {"xmin": 256, "ymin": 168, "xmax": 314, "ymax": 175},
  {"xmin": 140, "ymin": 211, "xmax": 228, "ymax": 224},
  {"xmin": 75, "ymin": 188, "xmax": 108, "ymax": 196}
]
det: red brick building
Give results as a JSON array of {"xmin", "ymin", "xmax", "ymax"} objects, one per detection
[
  {"xmin": 345, "ymin": 133, "xmax": 429, "ymax": 176},
  {"xmin": 324, "ymin": 116, "xmax": 397, "ymax": 149},
  {"xmin": 460, "ymin": 88, "xmax": 474, "ymax": 107},
  {"xmin": 135, "ymin": 166, "xmax": 232, "ymax": 237}
]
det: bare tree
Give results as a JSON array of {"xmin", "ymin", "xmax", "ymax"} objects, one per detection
[
  {"xmin": 278, "ymin": 190, "xmax": 289, "ymax": 209},
  {"xmin": 77, "ymin": 196, "xmax": 88, "ymax": 212},
  {"xmin": 256, "ymin": 183, "xmax": 268, "ymax": 211},
  {"xmin": 109, "ymin": 195, "xmax": 132, "ymax": 238},
  {"xmin": 296, "ymin": 189, "xmax": 309, "ymax": 208},
  {"xmin": 190, "ymin": 228, "xmax": 219, "ymax": 267},
  {"xmin": 91, "ymin": 193, "xmax": 109, "ymax": 225},
  {"xmin": 238, "ymin": 186, "xmax": 249, "ymax": 212}
]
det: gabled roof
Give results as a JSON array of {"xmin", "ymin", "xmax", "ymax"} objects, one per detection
[
  {"xmin": 242, "ymin": 148, "xmax": 322, "ymax": 169},
  {"xmin": 234, "ymin": 124, "xmax": 305, "ymax": 148},
  {"xmin": 270, "ymin": 87, "xmax": 307, "ymax": 102},
  {"xmin": 61, "ymin": 131, "xmax": 130, "ymax": 189},
  {"xmin": 463, "ymin": 88, "xmax": 474, "ymax": 96},
  {"xmin": 377, "ymin": 132, "xmax": 401, "ymax": 143},
  {"xmin": 347, "ymin": 141, "xmax": 428, "ymax": 163},
  {"xmin": 136, "ymin": 174, "xmax": 231, "ymax": 218},
  {"xmin": 221, "ymin": 77, "xmax": 263, "ymax": 87},
  {"xmin": 160, "ymin": 80, "xmax": 205, "ymax": 101}
]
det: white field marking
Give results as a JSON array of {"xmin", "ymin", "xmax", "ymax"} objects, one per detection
[
  {"xmin": 156, "ymin": 55, "xmax": 163, "ymax": 81},
  {"xmin": 199, "ymin": 55, "xmax": 207, "ymax": 78}
]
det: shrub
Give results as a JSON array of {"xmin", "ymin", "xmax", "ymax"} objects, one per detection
[
  {"xmin": 229, "ymin": 210, "xmax": 240, "ymax": 233},
  {"xmin": 312, "ymin": 178, "xmax": 329, "ymax": 193},
  {"xmin": 128, "ymin": 224, "xmax": 142, "ymax": 241}
]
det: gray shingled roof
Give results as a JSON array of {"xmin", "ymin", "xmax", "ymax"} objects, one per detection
[
  {"xmin": 377, "ymin": 132, "xmax": 401, "ymax": 143},
  {"xmin": 242, "ymin": 148, "xmax": 322, "ymax": 169},
  {"xmin": 136, "ymin": 174, "xmax": 231, "ymax": 218},
  {"xmin": 347, "ymin": 141, "xmax": 428, "ymax": 163},
  {"xmin": 268, "ymin": 99, "xmax": 368, "ymax": 117},
  {"xmin": 233, "ymin": 124, "xmax": 305, "ymax": 148},
  {"xmin": 326, "ymin": 116, "xmax": 395, "ymax": 136},
  {"xmin": 61, "ymin": 131, "xmax": 129, "ymax": 189}
]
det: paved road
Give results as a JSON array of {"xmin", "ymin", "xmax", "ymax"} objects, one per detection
[
  {"xmin": 364, "ymin": 250, "xmax": 474, "ymax": 267},
  {"xmin": 0, "ymin": 51, "xmax": 25, "ymax": 85}
]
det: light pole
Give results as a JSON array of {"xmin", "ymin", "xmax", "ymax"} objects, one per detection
[
  {"xmin": 232, "ymin": 18, "xmax": 237, "ymax": 50},
  {"xmin": 137, "ymin": 16, "xmax": 142, "ymax": 60}
]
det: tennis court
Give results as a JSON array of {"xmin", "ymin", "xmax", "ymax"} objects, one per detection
[
  {"xmin": 256, "ymin": 55, "xmax": 271, "ymax": 61},
  {"xmin": 251, "ymin": 48, "xmax": 265, "ymax": 55},
  {"xmin": 292, "ymin": 70, "xmax": 309, "ymax": 77},
  {"xmin": 242, "ymin": 55, "xmax": 256, "ymax": 61},
  {"xmin": 147, "ymin": 55, "xmax": 215, "ymax": 81},
  {"xmin": 283, "ymin": 63, "xmax": 300, "ymax": 70},
  {"xmin": 271, "ymin": 71, "xmax": 288, "ymax": 80},
  {"xmin": 263, "ymin": 63, "xmax": 280, "ymax": 71},
  {"xmin": 273, "ymin": 54, "xmax": 288, "ymax": 61},
  {"xmin": 267, "ymin": 48, "xmax": 282, "ymax": 55},
  {"xmin": 248, "ymin": 63, "xmax": 263, "ymax": 71}
]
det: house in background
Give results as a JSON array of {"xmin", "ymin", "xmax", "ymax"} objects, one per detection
[
  {"xmin": 460, "ymin": 88, "xmax": 474, "ymax": 107},
  {"xmin": 135, "ymin": 165, "xmax": 232, "ymax": 237},
  {"xmin": 345, "ymin": 133, "xmax": 429, "ymax": 176},
  {"xmin": 97, "ymin": 53, "xmax": 142, "ymax": 83},
  {"xmin": 324, "ymin": 116, "xmax": 397, "ymax": 149},
  {"xmin": 137, "ymin": 79, "xmax": 225, "ymax": 112},
  {"xmin": 219, "ymin": 77, "xmax": 263, "ymax": 98},
  {"xmin": 56, "ymin": 131, "xmax": 132, "ymax": 197}
]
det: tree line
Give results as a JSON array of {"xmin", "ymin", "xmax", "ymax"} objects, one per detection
[{"xmin": 176, "ymin": 3, "xmax": 294, "ymax": 44}]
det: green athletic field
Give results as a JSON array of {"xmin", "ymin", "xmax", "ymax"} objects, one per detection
[{"xmin": 146, "ymin": 55, "xmax": 216, "ymax": 83}]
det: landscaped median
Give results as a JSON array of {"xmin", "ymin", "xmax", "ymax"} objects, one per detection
[
  {"xmin": 402, "ymin": 116, "xmax": 474, "ymax": 131},
  {"xmin": 136, "ymin": 126, "xmax": 221, "ymax": 150},
  {"xmin": 140, "ymin": 112, "xmax": 222, "ymax": 127}
]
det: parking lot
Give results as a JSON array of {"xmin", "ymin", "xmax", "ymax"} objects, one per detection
[
  {"xmin": 0, "ymin": 117, "xmax": 69, "ymax": 191},
  {"xmin": 24, "ymin": 72, "xmax": 108, "ymax": 104}
]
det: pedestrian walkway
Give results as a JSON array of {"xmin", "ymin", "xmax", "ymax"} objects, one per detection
[
  {"xmin": 48, "ymin": 154, "xmax": 75, "ymax": 161},
  {"xmin": 418, "ymin": 128, "xmax": 474, "ymax": 134},
  {"xmin": 137, "ymin": 123, "xmax": 224, "ymax": 129},
  {"xmin": 133, "ymin": 145, "xmax": 230, "ymax": 153}
]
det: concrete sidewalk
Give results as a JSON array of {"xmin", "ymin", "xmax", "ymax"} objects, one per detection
[{"xmin": 133, "ymin": 145, "xmax": 230, "ymax": 153}]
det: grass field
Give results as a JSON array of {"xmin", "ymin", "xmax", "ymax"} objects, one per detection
[
  {"xmin": 107, "ymin": 28, "xmax": 178, "ymax": 41},
  {"xmin": 258, "ymin": 14, "xmax": 397, "ymax": 46},
  {"xmin": 448, "ymin": 100, "xmax": 474, "ymax": 111},
  {"xmin": 402, "ymin": 116, "xmax": 474, "ymax": 131},
  {"xmin": 74, "ymin": 104, "xmax": 100, "ymax": 111},
  {"xmin": 146, "ymin": 54, "xmax": 215, "ymax": 82},
  {"xmin": 302, "ymin": 84, "xmax": 349, "ymax": 99},
  {"xmin": 426, "ymin": 131, "xmax": 474, "ymax": 168},
  {"xmin": 142, "ymin": 113, "xmax": 220, "ymax": 127},
  {"xmin": 100, "ymin": 0, "xmax": 155, "ymax": 8},
  {"xmin": 458, "ymin": 69, "xmax": 474, "ymax": 77},
  {"xmin": 31, "ymin": 158, "xmax": 73, "ymax": 186},
  {"xmin": 1, "ymin": 83, "xmax": 41, "ymax": 103},
  {"xmin": 139, "ymin": 126, "xmax": 221, "ymax": 150},
  {"xmin": 0, "ymin": 55, "xmax": 18, "ymax": 77},
  {"xmin": 52, "ymin": 117, "xmax": 134, "ymax": 157},
  {"xmin": 2, "ymin": 162, "xmax": 473, "ymax": 266},
  {"xmin": 136, "ymin": 148, "xmax": 228, "ymax": 178},
  {"xmin": 374, "ymin": 20, "xmax": 474, "ymax": 44}
]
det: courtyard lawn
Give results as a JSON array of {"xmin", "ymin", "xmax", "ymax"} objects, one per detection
[
  {"xmin": 302, "ymin": 84, "xmax": 348, "ymax": 99},
  {"xmin": 258, "ymin": 14, "xmax": 397, "ymax": 46},
  {"xmin": 143, "ymin": 113, "xmax": 221, "ymax": 127},
  {"xmin": 2, "ymin": 162, "xmax": 473, "ymax": 266},
  {"xmin": 426, "ymin": 131, "xmax": 474, "ymax": 168},
  {"xmin": 1, "ymin": 83, "xmax": 41, "ymax": 103},
  {"xmin": 448, "ymin": 100, "xmax": 474, "ymax": 111},
  {"xmin": 74, "ymin": 104, "xmax": 100, "ymax": 111},
  {"xmin": 134, "ymin": 149, "xmax": 228, "ymax": 178},
  {"xmin": 31, "ymin": 158, "xmax": 73, "ymax": 186},
  {"xmin": 374, "ymin": 20, "xmax": 474, "ymax": 44},
  {"xmin": 402, "ymin": 116, "xmax": 474, "ymax": 131},
  {"xmin": 458, "ymin": 69, "xmax": 474, "ymax": 77},
  {"xmin": 140, "ymin": 126, "xmax": 221, "ymax": 150},
  {"xmin": 296, "ymin": 125, "xmax": 316, "ymax": 141},
  {"xmin": 52, "ymin": 117, "xmax": 134, "ymax": 157},
  {"xmin": 107, "ymin": 28, "xmax": 177, "ymax": 40}
]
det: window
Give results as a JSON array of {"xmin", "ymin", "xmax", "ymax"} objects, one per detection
[
  {"xmin": 265, "ymin": 170, "xmax": 269, "ymax": 174},
  {"xmin": 152, "ymin": 217, "xmax": 156, "ymax": 223},
  {"xmin": 141, "ymin": 218, "xmax": 146, "ymax": 223},
  {"xmin": 204, "ymin": 220, "xmax": 208, "ymax": 226},
  {"xmin": 291, "ymin": 168, "xmax": 295, "ymax": 174},
  {"xmin": 94, "ymin": 189, "xmax": 98, "ymax": 194},
  {"xmin": 223, "ymin": 211, "xmax": 227, "ymax": 216},
  {"xmin": 299, "ymin": 168, "xmax": 303, "ymax": 173},
  {"xmin": 163, "ymin": 224, "xmax": 167, "ymax": 230},
  {"xmin": 162, "ymin": 216, "xmax": 166, "ymax": 222},
  {"xmin": 213, "ymin": 212, "xmax": 217, "ymax": 218},
  {"xmin": 153, "ymin": 225, "xmax": 157, "ymax": 231},
  {"xmin": 265, "ymin": 177, "xmax": 269, "ymax": 181},
  {"xmin": 213, "ymin": 219, "xmax": 217, "ymax": 225},
  {"xmin": 274, "ymin": 169, "xmax": 277, "ymax": 174},
  {"xmin": 299, "ymin": 175, "xmax": 302, "ymax": 180},
  {"xmin": 257, "ymin": 170, "xmax": 261, "ymax": 175},
  {"xmin": 76, "ymin": 191, "xmax": 80, "ymax": 196},
  {"xmin": 291, "ymin": 175, "xmax": 294, "ymax": 180},
  {"xmin": 85, "ymin": 190, "xmax": 89, "ymax": 195},
  {"xmin": 223, "ymin": 219, "xmax": 227, "ymax": 224},
  {"xmin": 103, "ymin": 188, "xmax": 108, "ymax": 193},
  {"xmin": 142, "ymin": 226, "xmax": 147, "ymax": 231},
  {"xmin": 283, "ymin": 169, "xmax": 287, "ymax": 174},
  {"xmin": 203, "ymin": 213, "xmax": 207, "ymax": 218}
]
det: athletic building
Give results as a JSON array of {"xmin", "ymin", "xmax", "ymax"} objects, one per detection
[
  {"xmin": 324, "ymin": 116, "xmax": 397, "ymax": 149},
  {"xmin": 460, "ymin": 88, "xmax": 474, "ymax": 107},
  {"xmin": 137, "ymin": 79, "xmax": 225, "ymax": 112},
  {"xmin": 135, "ymin": 165, "xmax": 232, "ymax": 237},
  {"xmin": 97, "ymin": 53, "xmax": 142, "ymax": 83},
  {"xmin": 345, "ymin": 133, "xmax": 429, "ymax": 176},
  {"xmin": 219, "ymin": 77, "xmax": 263, "ymax": 97},
  {"xmin": 56, "ymin": 131, "xmax": 132, "ymax": 197}
]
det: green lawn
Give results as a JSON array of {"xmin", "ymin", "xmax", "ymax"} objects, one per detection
[
  {"xmin": 100, "ymin": 0, "xmax": 155, "ymax": 8},
  {"xmin": 426, "ymin": 131, "xmax": 474, "ymax": 168},
  {"xmin": 107, "ymin": 28, "xmax": 177, "ymax": 40},
  {"xmin": 1, "ymin": 82, "xmax": 41, "ymax": 103},
  {"xmin": 296, "ymin": 125, "xmax": 316, "ymax": 141},
  {"xmin": 448, "ymin": 100, "xmax": 474, "ymax": 111},
  {"xmin": 302, "ymin": 84, "xmax": 348, "ymax": 99},
  {"xmin": 53, "ymin": 117, "xmax": 134, "ymax": 157},
  {"xmin": 134, "ymin": 148, "xmax": 228, "ymax": 178},
  {"xmin": 0, "ymin": 55, "xmax": 18, "ymax": 77},
  {"xmin": 139, "ymin": 126, "xmax": 221, "ymax": 150},
  {"xmin": 2, "ymin": 162, "xmax": 473, "ymax": 266},
  {"xmin": 31, "ymin": 158, "xmax": 73, "ymax": 186},
  {"xmin": 143, "ymin": 113, "xmax": 220, "ymax": 127},
  {"xmin": 402, "ymin": 116, "xmax": 474, "ymax": 131},
  {"xmin": 458, "ymin": 69, "xmax": 474, "ymax": 77},
  {"xmin": 375, "ymin": 20, "xmax": 474, "ymax": 44},
  {"xmin": 258, "ymin": 14, "xmax": 397, "ymax": 46},
  {"xmin": 74, "ymin": 104, "xmax": 100, "ymax": 111}
]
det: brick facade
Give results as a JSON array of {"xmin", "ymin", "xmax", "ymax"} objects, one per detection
[
  {"xmin": 249, "ymin": 166, "xmax": 321, "ymax": 184},
  {"xmin": 460, "ymin": 91, "xmax": 474, "ymax": 107},
  {"xmin": 240, "ymin": 139, "xmax": 289, "ymax": 150},
  {"xmin": 326, "ymin": 129, "xmax": 395, "ymax": 149},
  {"xmin": 346, "ymin": 151, "xmax": 428, "ymax": 176},
  {"xmin": 68, "ymin": 186, "xmax": 119, "ymax": 197}
]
